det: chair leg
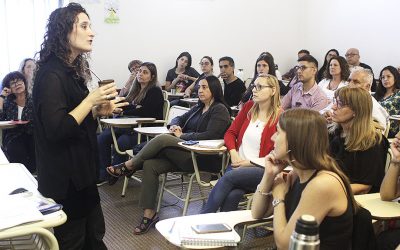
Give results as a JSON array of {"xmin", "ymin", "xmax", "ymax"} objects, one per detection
[
  {"xmin": 121, "ymin": 176, "xmax": 129, "ymax": 197},
  {"xmin": 156, "ymin": 173, "xmax": 167, "ymax": 213},
  {"xmin": 182, "ymin": 174, "xmax": 196, "ymax": 216}
]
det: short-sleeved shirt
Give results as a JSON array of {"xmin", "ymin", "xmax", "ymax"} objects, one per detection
[
  {"xmin": 329, "ymin": 131, "xmax": 389, "ymax": 193},
  {"xmin": 379, "ymin": 91, "xmax": 400, "ymax": 137},
  {"xmin": 224, "ymin": 77, "xmax": 246, "ymax": 106},
  {"xmin": 166, "ymin": 67, "xmax": 200, "ymax": 93},
  {"xmin": 281, "ymin": 82, "xmax": 329, "ymax": 111}
]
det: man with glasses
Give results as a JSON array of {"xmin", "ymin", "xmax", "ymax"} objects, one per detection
[
  {"xmin": 345, "ymin": 48, "xmax": 376, "ymax": 91},
  {"xmin": 322, "ymin": 67, "xmax": 388, "ymax": 129},
  {"xmin": 281, "ymin": 55, "xmax": 329, "ymax": 111},
  {"xmin": 119, "ymin": 59, "xmax": 143, "ymax": 97},
  {"xmin": 219, "ymin": 56, "xmax": 245, "ymax": 106}
]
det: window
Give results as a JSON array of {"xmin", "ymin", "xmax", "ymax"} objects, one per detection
[{"xmin": 0, "ymin": 0, "xmax": 61, "ymax": 82}]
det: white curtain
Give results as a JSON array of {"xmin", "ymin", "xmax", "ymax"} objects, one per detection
[{"xmin": 0, "ymin": 0, "xmax": 60, "ymax": 82}]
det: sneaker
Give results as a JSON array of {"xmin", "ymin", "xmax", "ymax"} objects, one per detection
[{"xmin": 96, "ymin": 179, "xmax": 108, "ymax": 187}]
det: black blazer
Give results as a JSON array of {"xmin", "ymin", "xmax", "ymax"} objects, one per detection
[
  {"xmin": 169, "ymin": 102, "xmax": 231, "ymax": 141},
  {"xmin": 33, "ymin": 55, "xmax": 98, "ymax": 199}
]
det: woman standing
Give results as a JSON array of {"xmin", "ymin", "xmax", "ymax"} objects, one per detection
[
  {"xmin": 34, "ymin": 3, "xmax": 127, "ymax": 249},
  {"xmin": 318, "ymin": 56, "xmax": 349, "ymax": 100},
  {"xmin": 375, "ymin": 66, "xmax": 400, "ymax": 137},
  {"xmin": 0, "ymin": 71, "xmax": 35, "ymax": 172},
  {"xmin": 201, "ymin": 75, "xmax": 281, "ymax": 213}
]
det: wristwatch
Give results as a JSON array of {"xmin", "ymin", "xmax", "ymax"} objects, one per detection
[{"xmin": 272, "ymin": 198, "xmax": 285, "ymax": 208}]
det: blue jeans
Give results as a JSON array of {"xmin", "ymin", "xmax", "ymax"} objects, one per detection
[
  {"xmin": 201, "ymin": 166, "xmax": 264, "ymax": 213},
  {"xmin": 97, "ymin": 128, "xmax": 138, "ymax": 180}
]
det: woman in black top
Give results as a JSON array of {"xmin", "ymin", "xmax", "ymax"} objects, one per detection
[
  {"xmin": 164, "ymin": 51, "xmax": 200, "ymax": 92},
  {"xmin": 329, "ymin": 87, "xmax": 388, "ymax": 194},
  {"xmin": 107, "ymin": 75, "xmax": 231, "ymax": 234},
  {"xmin": 252, "ymin": 109, "xmax": 356, "ymax": 250},
  {"xmin": 97, "ymin": 62, "xmax": 163, "ymax": 184},
  {"xmin": 0, "ymin": 71, "xmax": 35, "ymax": 172},
  {"xmin": 317, "ymin": 49, "xmax": 339, "ymax": 82},
  {"xmin": 33, "ymin": 3, "xmax": 127, "ymax": 249}
]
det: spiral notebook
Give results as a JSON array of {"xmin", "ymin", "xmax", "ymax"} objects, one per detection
[{"xmin": 178, "ymin": 223, "xmax": 238, "ymax": 247}]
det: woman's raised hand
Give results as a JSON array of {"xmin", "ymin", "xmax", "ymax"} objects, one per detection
[
  {"xmin": 264, "ymin": 152, "xmax": 287, "ymax": 177},
  {"xmin": 95, "ymin": 96, "xmax": 129, "ymax": 117}
]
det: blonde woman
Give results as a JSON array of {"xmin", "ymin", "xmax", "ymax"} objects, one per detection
[
  {"xmin": 252, "ymin": 109, "xmax": 355, "ymax": 249},
  {"xmin": 201, "ymin": 75, "xmax": 281, "ymax": 213},
  {"xmin": 329, "ymin": 87, "xmax": 389, "ymax": 194}
]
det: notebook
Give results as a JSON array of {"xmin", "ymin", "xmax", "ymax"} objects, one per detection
[
  {"xmin": 179, "ymin": 222, "xmax": 238, "ymax": 247},
  {"xmin": 197, "ymin": 140, "xmax": 225, "ymax": 149}
]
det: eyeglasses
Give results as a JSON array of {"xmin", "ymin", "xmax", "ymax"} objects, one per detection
[
  {"xmin": 295, "ymin": 65, "xmax": 314, "ymax": 72},
  {"xmin": 332, "ymin": 97, "xmax": 346, "ymax": 109},
  {"xmin": 199, "ymin": 62, "xmax": 211, "ymax": 66},
  {"xmin": 10, "ymin": 79, "xmax": 23, "ymax": 88},
  {"xmin": 219, "ymin": 65, "xmax": 230, "ymax": 69},
  {"xmin": 253, "ymin": 84, "xmax": 272, "ymax": 91},
  {"xmin": 345, "ymin": 53, "xmax": 359, "ymax": 57}
]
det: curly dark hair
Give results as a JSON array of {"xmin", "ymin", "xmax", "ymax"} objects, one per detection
[
  {"xmin": 36, "ymin": 3, "xmax": 90, "ymax": 82},
  {"xmin": 375, "ymin": 66, "xmax": 400, "ymax": 101},
  {"xmin": 2, "ymin": 71, "xmax": 28, "ymax": 100},
  {"xmin": 324, "ymin": 56, "xmax": 350, "ymax": 81}
]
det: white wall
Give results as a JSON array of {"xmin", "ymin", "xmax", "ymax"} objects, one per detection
[{"xmin": 76, "ymin": 0, "xmax": 399, "ymax": 87}]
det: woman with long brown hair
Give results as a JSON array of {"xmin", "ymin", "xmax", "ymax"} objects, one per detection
[{"xmin": 252, "ymin": 109, "xmax": 355, "ymax": 249}]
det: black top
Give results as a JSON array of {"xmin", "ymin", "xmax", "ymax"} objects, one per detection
[
  {"xmin": 122, "ymin": 86, "xmax": 163, "ymax": 119},
  {"xmin": 33, "ymin": 55, "xmax": 99, "ymax": 215},
  {"xmin": 169, "ymin": 102, "xmax": 231, "ymax": 141},
  {"xmin": 0, "ymin": 95, "xmax": 34, "ymax": 143},
  {"xmin": 285, "ymin": 171, "xmax": 353, "ymax": 250},
  {"xmin": 166, "ymin": 67, "xmax": 200, "ymax": 93},
  {"xmin": 329, "ymin": 130, "xmax": 388, "ymax": 193},
  {"xmin": 224, "ymin": 78, "xmax": 245, "ymax": 106}
]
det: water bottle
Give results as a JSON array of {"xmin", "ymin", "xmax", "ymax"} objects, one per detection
[{"xmin": 289, "ymin": 214, "xmax": 320, "ymax": 250}]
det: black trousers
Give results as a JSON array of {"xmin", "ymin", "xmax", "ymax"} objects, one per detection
[
  {"xmin": 3, "ymin": 133, "xmax": 36, "ymax": 173},
  {"xmin": 54, "ymin": 203, "xmax": 107, "ymax": 250}
]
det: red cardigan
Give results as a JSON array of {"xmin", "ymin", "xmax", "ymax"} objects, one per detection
[{"xmin": 224, "ymin": 101, "xmax": 279, "ymax": 157}]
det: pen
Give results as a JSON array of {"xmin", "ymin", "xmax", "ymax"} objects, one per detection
[{"xmin": 169, "ymin": 220, "xmax": 176, "ymax": 234}]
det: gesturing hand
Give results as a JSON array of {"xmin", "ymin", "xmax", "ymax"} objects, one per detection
[
  {"xmin": 87, "ymin": 82, "xmax": 118, "ymax": 106},
  {"xmin": 95, "ymin": 97, "xmax": 129, "ymax": 117}
]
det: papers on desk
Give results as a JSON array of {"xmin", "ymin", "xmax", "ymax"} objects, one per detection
[
  {"xmin": 179, "ymin": 223, "xmax": 237, "ymax": 247},
  {"xmin": 197, "ymin": 140, "xmax": 225, "ymax": 149},
  {"xmin": 0, "ymin": 195, "xmax": 44, "ymax": 230}
]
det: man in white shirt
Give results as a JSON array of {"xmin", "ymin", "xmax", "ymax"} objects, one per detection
[{"xmin": 322, "ymin": 67, "xmax": 389, "ymax": 130}]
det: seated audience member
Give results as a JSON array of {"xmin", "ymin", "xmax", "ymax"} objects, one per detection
[
  {"xmin": 241, "ymin": 52, "xmax": 288, "ymax": 103},
  {"xmin": 377, "ymin": 133, "xmax": 400, "ymax": 249},
  {"xmin": 201, "ymin": 75, "xmax": 281, "ymax": 213},
  {"xmin": 164, "ymin": 52, "xmax": 200, "ymax": 92},
  {"xmin": 107, "ymin": 75, "xmax": 231, "ymax": 234},
  {"xmin": 281, "ymin": 55, "xmax": 329, "ymax": 111},
  {"xmin": 318, "ymin": 56, "xmax": 349, "ymax": 100},
  {"xmin": 375, "ymin": 66, "xmax": 400, "ymax": 137},
  {"xmin": 317, "ymin": 49, "xmax": 339, "ymax": 82},
  {"xmin": 329, "ymin": 87, "xmax": 388, "ymax": 194},
  {"xmin": 252, "ymin": 108, "xmax": 355, "ymax": 249},
  {"xmin": 18, "ymin": 58, "xmax": 36, "ymax": 95},
  {"xmin": 175, "ymin": 56, "xmax": 213, "ymax": 103},
  {"xmin": 218, "ymin": 56, "xmax": 245, "ymax": 106},
  {"xmin": 282, "ymin": 49, "xmax": 310, "ymax": 84},
  {"xmin": 119, "ymin": 59, "xmax": 143, "ymax": 97},
  {"xmin": 322, "ymin": 67, "xmax": 389, "ymax": 130},
  {"xmin": 0, "ymin": 72, "xmax": 35, "ymax": 172},
  {"xmin": 345, "ymin": 48, "xmax": 377, "ymax": 91},
  {"xmin": 97, "ymin": 62, "xmax": 163, "ymax": 185}
]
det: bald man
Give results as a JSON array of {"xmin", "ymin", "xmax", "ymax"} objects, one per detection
[
  {"xmin": 322, "ymin": 67, "xmax": 388, "ymax": 130},
  {"xmin": 345, "ymin": 48, "xmax": 376, "ymax": 91}
]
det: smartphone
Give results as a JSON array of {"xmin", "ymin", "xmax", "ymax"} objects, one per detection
[
  {"xmin": 182, "ymin": 140, "xmax": 199, "ymax": 146},
  {"xmin": 98, "ymin": 79, "xmax": 114, "ymax": 87},
  {"xmin": 191, "ymin": 223, "xmax": 232, "ymax": 234}
]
